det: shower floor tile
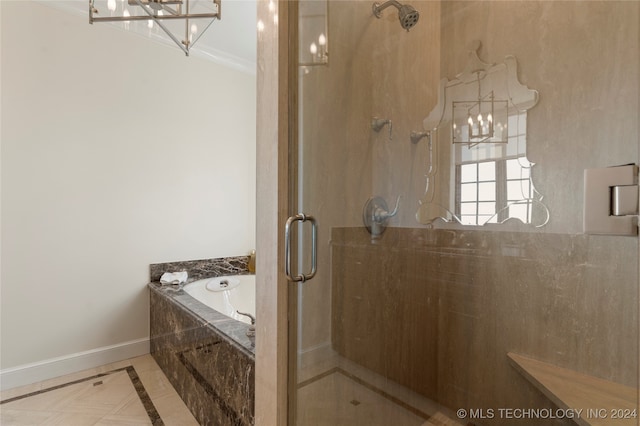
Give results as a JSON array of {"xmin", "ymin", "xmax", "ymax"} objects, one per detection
[
  {"xmin": 297, "ymin": 347, "xmax": 467, "ymax": 426},
  {"xmin": 0, "ymin": 355, "xmax": 198, "ymax": 426},
  {"xmin": 297, "ymin": 368, "xmax": 428, "ymax": 426}
]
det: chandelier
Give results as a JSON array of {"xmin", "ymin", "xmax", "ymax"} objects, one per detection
[
  {"xmin": 89, "ymin": 0, "xmax": 221, "ymax": 56},
  {"xmin": 452, "ymin": 71, "xmax": 508, "ymax": 145}
]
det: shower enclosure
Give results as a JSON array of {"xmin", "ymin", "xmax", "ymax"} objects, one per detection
[{"xmin": 256, "ymin": 1, "xmax": 640, "ymax": 425}]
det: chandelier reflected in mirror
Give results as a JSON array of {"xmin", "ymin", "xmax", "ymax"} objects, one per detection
[
  {"xmin": 299, "ymin": 0, "xmax": 329, "ymax": 67},
  {"xmin": 89, "ymin": 0, "xmax": 221, "ymax": 56},
  {"xmin": 452, "ymin": 71, "xmax": 509, "ymax": 145}
]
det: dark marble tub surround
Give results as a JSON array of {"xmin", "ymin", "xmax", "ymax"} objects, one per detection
[
  {"xmin": 149, "ymin": 256, "xmax": 250, "ymax": 283},
  {"xmin": 150, "ymin": 285, "xmax": 255, "ymax": 426},
  {"xmin": 149, "ymin": 282, "xmax": 255, "ymax": 355}
]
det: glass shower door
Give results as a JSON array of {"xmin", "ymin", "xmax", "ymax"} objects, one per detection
[{"xmin": 289, "ymin": 1, "xmax": 639, "ymax": 425}]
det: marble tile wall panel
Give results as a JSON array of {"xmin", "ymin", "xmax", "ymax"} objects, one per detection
[
  {"xmin": 331, "ymin": 240, "xmax": 439, "ymax": 400},
  {"xmin": 331, "ymin": 227, "xmax": 637, "ymax": 426},
  {"xmin": 150, "ymin": 286, "xmax": 255, "ymax": 426},
  {"xmin": 150, "ymin": 256, "xmax": 250, "ymax": 283}
]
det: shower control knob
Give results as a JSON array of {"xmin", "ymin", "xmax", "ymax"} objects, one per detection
[{"xmin": 363, "ymin": 195, "xmax": 401, "ymax": 237}]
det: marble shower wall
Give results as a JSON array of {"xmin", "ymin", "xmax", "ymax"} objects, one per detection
[
  {"xmin": 331, "ymin": 227, "xmax": 638, "ymax": 425},
  {"xmin": 438, "ymin": 1, "xmax": 639, "ymax": 234},
  {"xmin": 300, "ymin": 0, "xmax": 638, "ymax": 422},
  {"xmin": 299, "ymin": 0, "xmax": 441, "ymax": 354}
]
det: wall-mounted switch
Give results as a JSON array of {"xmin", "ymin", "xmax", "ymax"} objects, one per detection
[{"xmin": 584, "ymin": 164, "xmax": 638, "ymax": 236}]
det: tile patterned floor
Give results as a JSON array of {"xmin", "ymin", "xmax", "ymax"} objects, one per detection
[
  {"xmin": 0, "ymin": 355, "xmax": 199, "ymax": 426},
  {"xmin": 297, "ymin": 368, "xmax": 428, "ymax": 426},
  {"xmin": 296, "ymin": 348, "xmax": 467, "ymax": 426},
  {"xmin": 1, "ymin": 351, "xmax": 466, "ymax": 426},
  {"xmin": 296, "ymin": 367, "xmax": 468, "ymax": 426}
]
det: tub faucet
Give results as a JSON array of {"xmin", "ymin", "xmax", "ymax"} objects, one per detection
[{"xmin": 237, "ymin": 311, "xmax": 256, "ymax": 337}]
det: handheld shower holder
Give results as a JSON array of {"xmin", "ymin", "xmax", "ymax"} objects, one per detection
[
  {"xmin": 410, "ymin": 130, "xmax": 430, "ymax": 144},
  {"xmin": 371, "ymin": 117, "xmax": 393, "ymax": 142},
  {"xmin": 371, "ymin": 117, "xmax": 391, "ymax": 132}
]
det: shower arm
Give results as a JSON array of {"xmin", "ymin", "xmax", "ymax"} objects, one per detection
[{"xmin": 372, "ymin": 0, "xmax": 402, "ymax": 18}]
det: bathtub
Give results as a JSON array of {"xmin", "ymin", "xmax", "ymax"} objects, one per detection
[
  {"xmin": 149, "ymin": 272, "xmax": 255, "ymax": 425},
  {"xmin": 183, "ymin": 275, "xmax": 256, "ymax": 325},
  {"xmin": 150, "ymin": 273, "xmax": 255, "ymax": 355}
]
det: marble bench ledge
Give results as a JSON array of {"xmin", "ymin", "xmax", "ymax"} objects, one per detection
[{"xmin": 508, "ymin": 352, "xmax": 639, "ymax": 426}]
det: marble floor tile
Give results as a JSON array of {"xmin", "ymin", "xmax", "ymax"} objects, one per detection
[
  {"xmin": 297, "ymin": 369, "xmax": 427, "ymax": 426},
  {"xmin": 297, "ymin": 348, "xmax": 467, "ymax": 426},
  {"xmin": 0, "ymin": 354, "xmax": 198, "ymax": 426}
]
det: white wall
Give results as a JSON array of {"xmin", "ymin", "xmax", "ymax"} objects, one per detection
[{"xmin": 0, "ymin": 1, "xmax": 256, "ymax": 385}]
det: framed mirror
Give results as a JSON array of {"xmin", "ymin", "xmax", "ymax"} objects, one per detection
[{"xmin": 416, "ymin": 41, "xmax": 549, "ymax": 227}]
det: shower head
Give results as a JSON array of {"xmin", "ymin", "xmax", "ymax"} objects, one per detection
[
  {"xmin": 398, "ymin": 4, "xmax": 419, "ymax": 30},
  {"xmin": 372, "ymin": 0, "xmax": 420, "ymax": 31}
]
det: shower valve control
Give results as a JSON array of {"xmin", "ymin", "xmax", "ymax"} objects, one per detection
[{"xmin": 363, "ymin": 195, "xmax": 401, "ymax": 237}]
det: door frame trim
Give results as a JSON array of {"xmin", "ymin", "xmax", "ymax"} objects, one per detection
[{"xmin": 255, "ymin": 1, "xmax": 298, "ymax": 425}]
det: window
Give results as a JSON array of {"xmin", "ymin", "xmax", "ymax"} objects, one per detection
[
  {"xmin": 458, "ymin": 161, "xmax": 497, "ymax": 225},
  {"xmin": 456, "ymin": 156, "xmax": 533, "ymax": 225},
  {"xmin": 505, "ymin": 157, "xmax": 533, "ymax": 223}
]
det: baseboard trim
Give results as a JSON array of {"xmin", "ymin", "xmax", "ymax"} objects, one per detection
[
  {"xmin": 0, "ymin": 338, "xmax": 150, "ymax": 391},
  {"xmin": 298, "ymin": 342, "xmax": 335, "ymax": 369}
]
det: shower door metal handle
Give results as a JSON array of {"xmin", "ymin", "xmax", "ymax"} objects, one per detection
[{"xmin": 285, "ymin": 213, "xmax": 317, "ymax": 282}]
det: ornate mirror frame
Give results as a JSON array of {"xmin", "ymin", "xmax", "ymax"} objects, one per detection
[{"xmin": 416, "ymin": 41, "xmax": 549, "ymax": 228}]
